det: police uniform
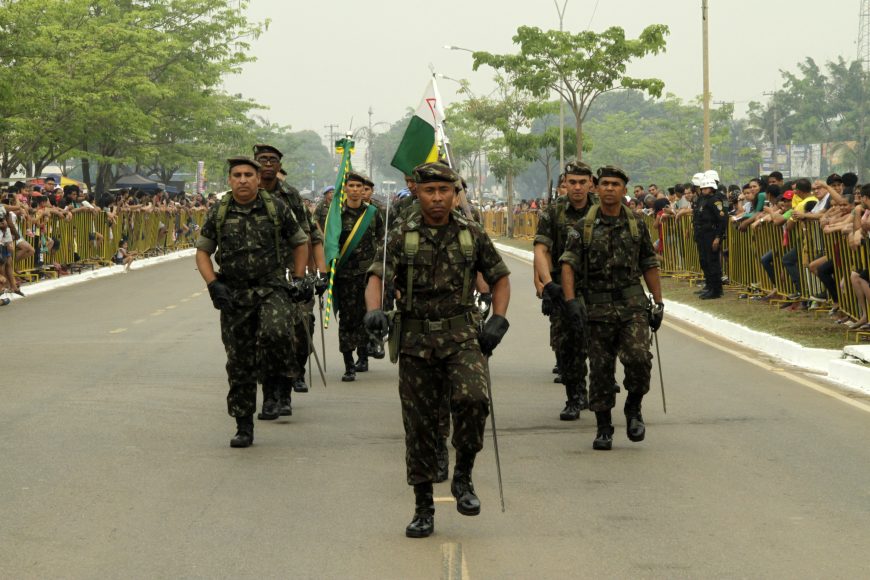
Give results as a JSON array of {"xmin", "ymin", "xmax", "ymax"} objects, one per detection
[
  {"xmin": 534, "ymin": 167, "xmax": 596, "ymax": 420},
  {"xmin": 366, "ymin": 162, "xmax": 511, "ymax": 538},
  {"xmin": 693, "ymin": 184, "xmax": 727, "ymax": 298},
  {"xmin": 559, "ymin": 166, "xmax": 660, "ymax": 450},
  {"xmin": 196, "ymin": 156, "xmax": 309, "ymax": 447},
  {"xmin": 335, "ymin": 172, "xmax": 386, "ymax": 379}
]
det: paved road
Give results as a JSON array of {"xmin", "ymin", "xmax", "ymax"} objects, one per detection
[{"xmin": 1, "ymin": 254, "xmax": 869, "ymax": 579}]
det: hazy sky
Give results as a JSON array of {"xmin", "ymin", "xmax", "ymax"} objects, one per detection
[{"xmin": 224, "ymin": 0, "xmax": 861, "ymax": 141}]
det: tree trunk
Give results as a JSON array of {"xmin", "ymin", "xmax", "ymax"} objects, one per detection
[
  {"xmin": 506, "ymin": 170, "xmax": 514, "ymax": 238},
  {"xmin": 575, "ymin": 112, "xmax": 584, "ymax": 161},
  {"xmin": 81, "ymin": 156, "xmax": 92, "ymax": 193}
]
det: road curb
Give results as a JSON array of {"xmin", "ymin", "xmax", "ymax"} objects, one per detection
[{"xmin": 495, "ymin": 241, "xmax": 870, "ymax": 398}]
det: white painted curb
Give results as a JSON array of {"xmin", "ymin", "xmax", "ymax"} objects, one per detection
[
  {"xmin": 495, "ymin": 241, "xmax": 870, "ymax": 397},
  {"xmin": 2, "ymin": 249, "xmax": 195, "ymax": 302}
]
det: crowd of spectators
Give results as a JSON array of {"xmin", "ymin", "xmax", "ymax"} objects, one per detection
[{"xmin": 0, "ymin": 179, "xmax": 212, "ymax": 306}]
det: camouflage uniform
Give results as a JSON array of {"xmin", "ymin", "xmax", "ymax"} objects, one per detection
[
  {"xmin": 559, "ymin": 206, "xmax": 658, "ymax": 412},
  {"xmin": 269, "ymin": 181, "xmax": 323, "ymax": 388},
  {"xmin": 368, "ymin": 211, "xmax": 510, "ymax": 485},
  {"xmin": 335, "ymin": 202, "xmax": 385, "ymax": 354},
  {"xmin": 196, "ymin": 191, "xmax": 308, "ymax": 417},
  {"xmin": 534, "ymin": 195, "xmax": 594, "ymax": 409},
  {"xmin": 314, "ymin": 198, "xmax": 330, "ymax": 232}
]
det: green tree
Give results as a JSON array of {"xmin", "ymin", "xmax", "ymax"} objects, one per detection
[{"xmin": 472, "ymin": 24, "xmax": 669, "ymax": 160}]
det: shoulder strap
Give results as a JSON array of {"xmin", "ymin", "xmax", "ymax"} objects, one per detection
[
  {"xmin": 258, "ymin": 190, "xmax": 283, "ymax": 265},
  {"xmin": 623, "ymin": 204, "xmax": 639, "ymax": 241},
  {"xmin": 403, "ymin": 229, "xmax": 420, "ymax": 311},
  {"xmin": 215, "ymin": 193, "xmax": 232, "ymax": 242},
  {"xmin": 457, "ymin": 227, "xmax": 474, "ymax": 306},
  {"xmin": 583, "ymin": 204, "xmax": 599, "ymax": 246}
]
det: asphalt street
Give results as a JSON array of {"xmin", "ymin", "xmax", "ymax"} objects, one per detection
[{"xmin": 1, "ymin": 254, "xmax": 869, "ymax": 579}]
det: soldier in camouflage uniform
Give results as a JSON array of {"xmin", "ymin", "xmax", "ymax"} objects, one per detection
[
  {"xmin": 336, "ymin": 171, "xmax": 385, "ymax": 381},
  {"xmin": 254, "ymin": 145, "xmax": 328, "ymax": 415},
  {"xmin": 534, "ymin": 163, "xmax": 596, "ymax": 421},
  {"xmin": 559, "ymin": 165, "xmax": 664, "ymax": 451},
  {"xmin": 314, "ymin": 185, "xmax": 334, "ymax": 232},
  {"xmin": 363, "ymin": 162, "xmax": 511, "ymax": 539},
  {"xmin": 195, "ymin": 157, "xmax": 310, "ymax": 448}
]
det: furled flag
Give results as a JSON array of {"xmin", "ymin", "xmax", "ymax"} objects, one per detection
[
  {"xmin": 390, "ymin": 77, "xmax": 446, "ymax": 175},
  {"xmin": 322, "ymin": 137, "xmax": 354, "ymax": 328}
]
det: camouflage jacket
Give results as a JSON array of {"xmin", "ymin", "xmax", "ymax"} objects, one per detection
[
  {"xmin": 559, "ymin": 206, "xmax": 658, "ymax": 322},
  {"xmin": 534, "ymin": 195, "xmax": 595, "ymax": 281},
  {"xmin": 269, "ymin": 181, "xmax": 323, "ymax": 245},
  {"xmin": 369, "ymin": 212, "xmax": 509, "ymax": 355},
  {"xmin": 336, "ymin": 202, "xmax": 385, "ymax": 279},
  {"xmin": 314, "ymin": 198, "xmax": 330, "ymax": 231},
  {"xmin": 196, "ymin": 192, "xmax": 308, "ymax": 287}
]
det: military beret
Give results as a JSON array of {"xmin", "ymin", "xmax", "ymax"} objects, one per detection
[
  {"xmin": 596, "ymin": 165, "xmax": 630, "ymax": 184},
  {"xmin": 227, "ymin": 156, "xmax": 261, "ymax": 171},
  {"xmin": 412, "ymin": 162, "xmax": 459, "ymax": 184},
  {"xmin": 322, "ymin": 185, "xmax": 335, "ymax": 194},
  {"xmin": 346, "ymin": 171, "xmax": 366, "ymax": 184},
  {"xmin": 253, "ymin": 144, "xmax": 283, "ymax": 159},
  {"xmin": 360, "ymin": 174, "xmax": 375, "ymax": 188},
  {"xmin": 564, "ymin": 161, "xmax": 593, "ymax": 176}
]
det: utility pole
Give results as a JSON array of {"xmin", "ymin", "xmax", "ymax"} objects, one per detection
[
  {"xmin": 858, "ymin": 0, "xmax": 870, "ymax": 180},
  {"xmin": 763, "ymin": 91, "xmax": 778, "ymax": 172},
  {"xmin": 324, "ymin": 124, "xmax": 340, "ymax": 160},
  {"xmin": 702, "ymin": 0, "xmax": 712, "ymax": 170},
  {"xmin": 554, "ymin": 0, "xmax": 568, "ymax": 174}
]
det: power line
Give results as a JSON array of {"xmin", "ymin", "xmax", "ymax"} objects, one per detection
[{"xmin": 587, "ymin": 0, "xmax": 600, "ymax": 30}]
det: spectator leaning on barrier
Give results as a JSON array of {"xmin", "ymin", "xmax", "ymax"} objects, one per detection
[{"xmin": 846, "ymin": 185, "xmax": 870, "ymax": 330}]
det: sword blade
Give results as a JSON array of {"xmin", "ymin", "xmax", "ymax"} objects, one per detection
[
  {"xmin": 484, "ymin": 358, "xmax": 505, "ymax": 513},
  {"xmin": 653, "ymin": 331, "xmax": 666, "ymax": 414}
]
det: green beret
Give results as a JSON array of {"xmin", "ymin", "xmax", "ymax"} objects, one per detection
[
  {"xmin": 227, "ymin": 156, "xmax": 261, "ymax": 171},
  {"xmin": 413, "ymin": 162, "xmax": 459, "ymax": 185},
  {"xmin": 596, "ymin": 165, "xmax": 630, "ymax": 184},
  {"xmin": 564, "ymin": 161, "xmax": 592, "ymax": 176},
  {"xmin": 253, "ymin": 144, "xmax": 283, "ymax": 159}
]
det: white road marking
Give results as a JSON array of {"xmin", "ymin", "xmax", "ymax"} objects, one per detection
[
  {"xmin": 166, "ymin": 305, "xmax": 177, "ymax": 310},
  {"xmin": 441, "ymin": 542, "xmax": 470, "ymax": 580},
  {"xmin": 109, "ymin": 328, "xmax": 127, "ymax": 334}
]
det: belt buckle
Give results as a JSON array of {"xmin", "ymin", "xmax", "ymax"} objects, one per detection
[{"xmin": 427, "ymin": 320, "xmax": 444, "ymax": 332}]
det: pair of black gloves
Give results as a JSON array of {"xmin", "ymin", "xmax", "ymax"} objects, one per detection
[
  {"xmin": 207, "ymin": 274, "xmax": 329, "ymax": 312},
  {"xmin": 541, "ymin": 281, "xmax": 664, "ymax": 332},
  {"xmin": 363, "ymin": 309, "xmax": 510, "ymax": 357}
]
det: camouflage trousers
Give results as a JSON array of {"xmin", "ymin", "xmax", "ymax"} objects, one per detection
[
  {"xmin": 220, "ymin": 287, "xmax": 296, "ymax": 417},
  {"xmin": 398, "ymin": 344, "xmax": 490, "ymax": 486},
  {"xmin": 551, "ymin": 307, "xmax": 589, "ymax": 404},
  {"xmin": 587, "ymin": 313, "xmax": 652, "ymax": 413},
  {"xmin": 335, "ymin": 274, "xmax": 368, "ymax": 353}
]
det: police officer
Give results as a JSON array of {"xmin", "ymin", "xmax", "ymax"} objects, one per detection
[
  {"xmin": 693, "ymin": 176, "xmax": 727, "ymax": 299},
  {"xmin": 363, "ymin": 162, "xmax": 511, "ymax": 538},
  {"xmin": 559, "ymin": 165, "xmax": 663, "ymax": 451},
  {"xmin": 195, "ymin": 157, "xmax": 310, "ymax": 447},
  {"xmin": 253, "ymin": 144, "xmax": 327, "ymax": 412},
  {"xmin": 534, "ymin": 162, "xmax": 596, "ymax": 421},
  {"xmin": 336, "ymin": 171, "xmax": 385, "ymax": 381}
]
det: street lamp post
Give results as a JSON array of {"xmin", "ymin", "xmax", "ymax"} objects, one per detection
[
  {"xmin": 702, "ymin": 0, "xmax": 712, "ymax": 170},
  {"xmin": 554, "ymin": 0, "xmax": 568, "ymax": 175}
]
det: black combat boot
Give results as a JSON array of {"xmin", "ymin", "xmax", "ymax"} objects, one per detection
[
  {"xmin": 230, "ymin": 415, "xmax": 254, "ymax": 448},
  {"xmin": 341, "ymin": 351, "xmax": 356, "ymax": 382},
  {"xmin": 354, "ymin": 347, "xmax": 369, "ymax": 372},
  {"xmin": 451, "ymin": 453, "xmax": 481, "ymax": 516},
  {"xmin": 435, "ymin": 437, "xmax": 449, "ymax": 483},
  {"xmin": 406, "ymin": 482, "xmax": 435, "ymax": 538},
  {"xmin": 278, "ymin": 378, "xmax": 293, "ymax": 417},
  {"xmin": 593, "ymin": 410, "xmax": 614, "ymax": 451},
  {"xmin": 293, "ymin": 377, "xmax": 308, "ymax": 394},
  {"xmin": 560, "ymin": 383, "xmax": 581, "ymax": 420},
  {"xmin": 624, "ymin": 392, "xmax": 646, "ymax": 442},
  {"xmin": 258, "ymin": 380, "xmax": 280, "ymax": 420},
  {"xmin": 577, "ymin": 387, "xmax": 589, "ymax": 410}
]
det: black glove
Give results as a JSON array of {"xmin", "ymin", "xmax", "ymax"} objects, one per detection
[
  {"xmin": 314, "ymin": 273, "xmax": 328, "ymax": 297},
  {"xmin": 542, "ymin": 281, "xmax": 564, "ymax": 305},
  {"xmin": 564, "ymin": 298, "xmax": 586, "ymax": 329},
  {"xmin": 479, "ymin": 314, "xmax": 510, "ymax": 357},
  {"xmin": 649, "ymin": 301, "xmax": 664, "ymax": 332},
  {"xmin": 289, "ymin": 278, "xmax": 314, "ymax": 303},
  {"xmin": 541, "ymin": 293, "xmax": 554, "ymax": 316},
  {"xmin": 207, "ymin": 279, "xmax": 234, "ymax": 312},
  {"xmin": 363, "ymin": 309, "xmax": 390, "ymax": 339}
]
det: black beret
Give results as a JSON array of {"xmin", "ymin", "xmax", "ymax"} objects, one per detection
[
  {"xmin": 346, "ymin": 171, "xmax": 366, "ymax": 184},
  {"xmin": 412, "ymin": 162, "xmax": 459, "ymax": 184},
  {"xmin": 596, "ymin": 165, "xmax": 630, "ymax": 184},
  {"xmin": 252, "ymin": 144, "xmax": 283, "ymax": 159},
  {"xmin": 227, "ymin": 156, "xmax": 261, "ymax": 171},
  {"xmin": 564, "ymin": 161, "xmax": 593, "ymax": 176}
]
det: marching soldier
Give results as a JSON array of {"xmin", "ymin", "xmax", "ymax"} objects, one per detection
[
  {"xmin": 559, "ymin": 165, "xmax": 663, "ymax": 450},
  {"xmin": 363, "ymin": 162, "xmax": 511, "ymax": 539},
  {"xmin": 195, "ymin": 157, "xmax": 310, "ymax": 447},
  {"xmin": 335, "ymin": 171, "xmax": 385, "ymax": 381},
  {"xmin": 314, "ymin": 185, "xmax": 334, "ymax": 231},
  {"xmin": 693, "ymin": 176, "xmax": 727, "ymax": 299},
  {"xmin": 253, "ymin": 144, "xmax": 328, "ymax": 414},
  {"xmin": 534, "ymin": 163, "xmax": 596, "ymax": 421}
]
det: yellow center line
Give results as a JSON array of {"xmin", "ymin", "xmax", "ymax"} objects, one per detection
[
  {"xmin": 664, "ymin": 320, "xmax": 870, "ymax": 414},
  {"xmin": 434, "ymin": 496, "xmax": 455, "ymax": 503},
  {"xmin": 109, "ymin": 328, "xmax": 127, "ymax": 334},
  {"xmin": 441, "ymin": 543, "xmax": 470, "ymax": 580}
]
